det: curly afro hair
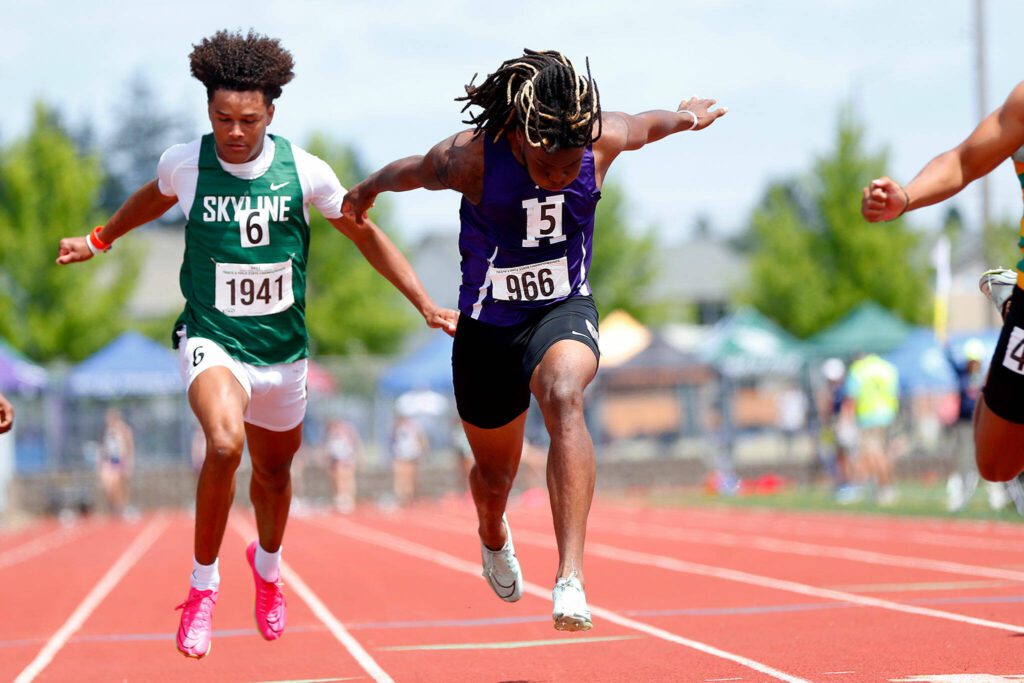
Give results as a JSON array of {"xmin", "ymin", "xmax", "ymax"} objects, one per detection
[{"xmin": 189, "ymin": 29, "xmax": 295, "ymax": 105}]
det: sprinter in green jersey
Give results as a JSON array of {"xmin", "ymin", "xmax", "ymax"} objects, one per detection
[{"xmin": 56, "ymin": 30, "xmax": 457, "ymax": 659}]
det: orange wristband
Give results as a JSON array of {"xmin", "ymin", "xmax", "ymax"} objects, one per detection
[{"xmin": 87, "ymin": 226, "xmax": 112, "ymax": 253}]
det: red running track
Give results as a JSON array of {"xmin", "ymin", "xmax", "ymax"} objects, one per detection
[{"xmin": 3, "ymin": 496, "xmax": 1024, "ymax": 682}]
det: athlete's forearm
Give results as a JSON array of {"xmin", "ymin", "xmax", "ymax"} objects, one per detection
[
  {"xmin": 333, "ymin": 217, "xmax": 437, "ymax": 318},
  {"xmin": 622, "ymin": 110, "xmax": 695, "ymax": 150},
  {"xmin": 365, "ymin": 155, "xmax": 444, "ymax": 196},
  {"xmin": 902, "ymin": 151, "xmax": 974, "ymax": 212},
  {"xmin": 100, "ymin": 180, "xmax": 177, "ymax": 243}
]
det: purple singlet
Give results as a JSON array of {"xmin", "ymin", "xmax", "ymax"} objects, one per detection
[{"xmin": 458, "ymin": 135, "xmax": 600, "ymax": 325}]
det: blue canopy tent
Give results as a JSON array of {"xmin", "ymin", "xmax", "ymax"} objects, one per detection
[
  {"xmin": 0, "ymin": 340, "xmax": 47, "ymax": 393},
  {"xmin": 67, "ymin": 331, "xmax": 182, "ymax": 398},
  {"xmin": 947, "ymin": 328, "xmax": 1001, "ymax": 372},
  {"xmin": 377, "ymin": 334, "xmax": 454, "ymax": 396},
  {"xmin": 883, "ymin": 328, "xmax": 958, "ymax": 395}
]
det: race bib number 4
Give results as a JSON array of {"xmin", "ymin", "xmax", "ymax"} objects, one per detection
[
  {"xmin": 1002, "ymin": 326, "xmax": 1024, "ymax": 375},
  {"xmin": 214, "ymin": 260, "xmax": 294, "ymax": 317},
  {"xmin": 490, "ymin": 257, "xmax": 571, "ymax": 302}
]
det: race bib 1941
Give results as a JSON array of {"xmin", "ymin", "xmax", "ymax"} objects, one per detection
[
  {"xmin": 490, "ymin": 256, "xmax": 571, "ymax": 302},
  {"xmin": 214, "ymin": 259, "xmax": 294, "ymax": 317}
]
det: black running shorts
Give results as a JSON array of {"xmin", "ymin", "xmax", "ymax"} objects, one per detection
[
  {"xmin": 984, "ymin": 285, "xmax": 1024, "ymax": 423},
  {"xmin": 452, "ymin": 295, "xmax": 601, "ymax": 429}
]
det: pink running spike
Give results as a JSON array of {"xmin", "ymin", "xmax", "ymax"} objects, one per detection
[
  {"xmin": 175, "ymin": 587, "xmax": 217, "ymax": 658},
  {"xmin": 247, "ymin": 541, "xmax": 287, "ymax": 640}
]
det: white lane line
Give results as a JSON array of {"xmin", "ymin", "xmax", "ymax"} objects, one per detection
[
  {"xmin": 310, "ymin": 517, "xmax": 811, "ymax": 683},
  {"xmin": 14, "ymin": 516, "xmax": 168, "ymax": 683},
  {"xmin": 230, "ymin": 518, "xmax": 394, "ymax": 683},
  {"xmin": 0, "ymin": 525, "xmax": 87, "ymax": 571},
  {"xmin": 411, "ymin": 513, "xmax": 1024, "ymax": 635},
  {"xmin": 587, "ymin": 517, "xmax": 1024, "ymax": 583}
]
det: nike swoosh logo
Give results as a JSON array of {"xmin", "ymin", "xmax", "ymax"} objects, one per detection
[
  {"xmin": 571, "ymin": 330, "xmax": 590, "ymax": 339},
  {"xmin": 492, "ymin": 578, "xmax": 517, "ymax": 599},
  {"xmin": 270, "ymin": 181, "xmax": 290, "ymax": 191}
]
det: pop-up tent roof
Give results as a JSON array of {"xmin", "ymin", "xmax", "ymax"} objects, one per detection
[
  {"xmin": 808, "ymin": 302, "xmax": 911, "ymax": 357},
  {"xmin": 699, "ymin": 308, "xmax": 806, "ymax": 377},
  {"xmin": 377, "ymin": 333, "xmax": 454, "ymax": 396},
  {"xmin": 883, "ymin": 327, "xmax": 958, "ymax": 395},
  {"xmin": 0, "ymin": 339, "xmax": 47, "ymax": 393},
  {"xmin": 66, "ymin": 331, "xmax": 182, "ymax": 397}
]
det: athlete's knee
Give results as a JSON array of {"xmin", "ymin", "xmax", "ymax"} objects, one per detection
[
  {"xmin": 536, "ymin": 379, "xmax": 585, "ymax": 424},
  {"xmin": 976, "ymin": 448, "xmax": 1020, "ymax": 482},
  {"xmin": 471, "ymin": 462, "xmax": 515, "ymax": 495},
  {"xmin": 204, "ymin": 428, "xmax": 245, "ymax": 470}
]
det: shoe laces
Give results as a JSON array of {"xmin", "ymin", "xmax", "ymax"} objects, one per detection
[
  {"xmin": 255, "ymin": 577, "xmax": 286, "ymax": 613},
  {"xmin": 176, "ymin": 589, "xmax": 215, "ymax": 626}
]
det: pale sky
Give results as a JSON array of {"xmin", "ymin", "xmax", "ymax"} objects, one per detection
[{"xmin": 4, "ymin": 0, "xmax": 1024, "ymax": 243}]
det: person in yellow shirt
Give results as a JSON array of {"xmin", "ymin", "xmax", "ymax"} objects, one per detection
[{"xmin": 842, "ymin": 353, "xmax": 900, "ymax": 505}]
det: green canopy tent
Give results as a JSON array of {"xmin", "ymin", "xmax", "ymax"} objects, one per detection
[
  {"xmin": 807, "ymin": 301, "xmax": 911, "ymax": 358},
  {"xmin": 699, "ymin": 307, "xmax": 807, "ymax": 378}
]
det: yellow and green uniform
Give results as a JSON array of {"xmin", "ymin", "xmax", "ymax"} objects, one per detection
[
  {"xmin": 175, "ymin": 134, "xmax": 309, "ymax": 365},
  {"xmin": 844, "ymin": 354, "xmax": 899, "ymax": 428}
]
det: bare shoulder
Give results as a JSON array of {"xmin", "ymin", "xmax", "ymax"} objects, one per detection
[
  {"xmin": 429, "ymin": 129, "xmax": 484, "ymax": 201},
  {"xmin": 594, "ymin": 111, "xmax": 629, "ymax": 152}
]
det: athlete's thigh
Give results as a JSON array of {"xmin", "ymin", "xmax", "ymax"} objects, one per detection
[
  {"xmin": 188, "ymin": 366, "xmax": 248, "ymax": 438},
  {"xmin": 975, "ymin": 400, "xmax": 1024, "ymax": 480},
  {"xmin": 245, "ymin": 421, "xmax": 303, "ymax": 471},
  {"xmin": 453, "ymin": 315, "xmax": 531, "ymax": 430},
  {"xmin": 530, "ymin": 339, "xmax": 598, "ymax": 398},
  {"xmin": 525, "ymin": 296, "xmax": 600, "ymax": 397},
  {"xmin": 462, "ymin": 413, "xmax": 528, "ymax": 474}
]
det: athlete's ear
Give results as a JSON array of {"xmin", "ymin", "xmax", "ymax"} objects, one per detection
[{"xmin": 266, "ymin": 103, "xmax": 275, "ymax": 126}]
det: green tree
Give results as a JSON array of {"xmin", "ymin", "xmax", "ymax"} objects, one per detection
[
  {"xmin": 744, "ymin": 107, "xmax": 930, "ymax": 337},
  {"xmin": 302, "ymin": 133, "xmax": 416, "ymax": 355},
  {"xmin": 589, "ymin": 181, "xmax": 660, "ymax": 321},
  {"xmin": 0, "ymin": 104, "xmax": 140, "ymax": 361}
]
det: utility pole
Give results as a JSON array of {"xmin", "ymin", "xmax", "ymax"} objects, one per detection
[{"xmin": 975, "ymin": 0, "xmax": 991, "ymax": 236}]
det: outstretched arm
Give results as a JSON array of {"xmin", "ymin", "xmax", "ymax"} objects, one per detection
[
  {"xmin": 0, "ymin": 393, "xmax": 12, "ymax": 434},
  {"xmin": 342, "ymin": 131, "xmax": 481, "ymax": 223},
  {"xmin": 56, "ymin": 180, "xmax": 177, "ymax": 264},
  {"xmin": 327, "ymin": 214, "xmax": 459, "ymax": 335},
  {"xmin": 593, "ymin": 97, "xmax": 727, "ymax": 182},
  {"xmin": 862, "ymin": 81, "xmax": 1024, "ymax": 222}
]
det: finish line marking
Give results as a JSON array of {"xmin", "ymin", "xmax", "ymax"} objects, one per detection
[{"xmin": 379, "ymin": 634, "xmax": 640, "ymax": 651}]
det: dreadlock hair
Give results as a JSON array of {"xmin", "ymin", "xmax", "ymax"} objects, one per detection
[
  {"xmin": 457, "ymin": 49, "xmax": 601, "ymax": 153},
  {"xmin": 189, "ymin": 29, "xmax": 295, "ymax": 105}
]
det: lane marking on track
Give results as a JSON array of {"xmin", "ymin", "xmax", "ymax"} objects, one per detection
[
  {"xmin": 230, "ymin": 518, "xmax": 394, "ymax": 683},
  {"xmin": 308, "ymin": 517, "xmax": 811, "ymax": 683},
  {"xmin": 409, "ymin": 513, "xmax": 1024, "ymax": 635},
  {"xmin": 0, "ymin": 525, "xmax": 88, "ymax": 571},
  {"xmin": 585, "ymin": 517, "xmax": 1024, "ymax": 583},
  {"xmin": 829, "ymin": 581, "xmax": 1012, "ymax": 593},
  {"xmin": 250, "ymin": 678, "xmax": 365, "ymax": 683},
  {"xmin": 891, "ymin": 675, "xmax": 1024, "ymax": 682},
  {"xmin": 14, "ymin": 515, "xmax": 168, "ymax": 683},
  {"xmin": 379, "ymin": 634, "xmax": 640, "ymax": 651}
]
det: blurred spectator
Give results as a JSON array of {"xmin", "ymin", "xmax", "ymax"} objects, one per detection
[
  {"xmin": 98, "ymin": 407, "xmax": 134, "ymax": 517},
  {"xmin": 390, "ymin": 414, "xmax": 429, "ymax": 506},
  {"xmin": 0, "ymin": 392, "xmax": 13, "ymax": 434},
  {"xmin": 841, "ymin": 353, "xmax": 900, "ymax": 505},
  {"xmin": 947, "ymin": 340, "xmax": 1022, "ymax": 512},
  {"xmin": 324, "ymin": 418, "xmax": 362, "ymax": 514},
  {"xmin": 190, "ymin": 424, "xmax": 206, "ymax": 478},
  {"xmin": 451, "ymin": 413, "xmax": 473, "ymax": 497},
  {"xmin": 818, "ymin": 358, "xmax": 851, "ymax": 490},
  {"xmin": 776, "ymin": 382, "xmax": 807, "ymax": 461}
]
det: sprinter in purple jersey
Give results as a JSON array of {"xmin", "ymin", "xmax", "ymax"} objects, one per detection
[{"xmin": 344, "ymin": 49, "xmax": 726, "ymax": 631}]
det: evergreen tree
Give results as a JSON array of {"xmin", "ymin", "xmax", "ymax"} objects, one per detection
[
  {"xmin": 0, "ymin": 104, "xmax": 140, "ymax": 361},
  {"xmin": 744, "ymin": 107, "xmax": 930, "ymax": 337},
  {"xmin": 302, "ymin": 133, "xmax": 416, "ymax": 355}
]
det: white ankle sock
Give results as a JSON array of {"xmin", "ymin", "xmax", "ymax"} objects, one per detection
[
  {"xmin": 191, "ymin": 557, "xmax": 220, "ymax": 591},
  {"xmin": 255, "ymin": 544, "xmax": 281, "ymax": 583}
]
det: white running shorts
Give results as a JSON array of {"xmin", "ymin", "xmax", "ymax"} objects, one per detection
[{"xmin": 178, "ymin": 333, "xmax": 308, "ymax": 432}]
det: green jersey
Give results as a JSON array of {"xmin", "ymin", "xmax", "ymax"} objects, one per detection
[{"xmin": 175, "ymin": 134, "xmax": 310, "ymax": 365}]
